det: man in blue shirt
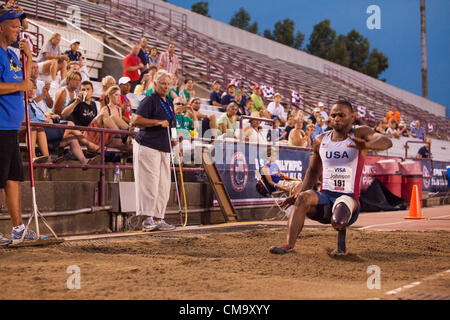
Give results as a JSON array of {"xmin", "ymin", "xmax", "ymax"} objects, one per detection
[
  {"xmin": 0, "ymin": 8, "xmax": 37, "ymax": 244},
  {"xmin": 410, "ymin": 120, "xmax": 425, "ymax": 140}
]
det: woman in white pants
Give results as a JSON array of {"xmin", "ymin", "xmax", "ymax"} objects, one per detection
[{"xmin": 132, "ymin": 70, "xmax": 176, "ymax": 231}]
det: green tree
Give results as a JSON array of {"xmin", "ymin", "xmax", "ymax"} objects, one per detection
[
  {"xmin": 329, "ymin": 35, "xmax": 350, "ymax": 67},
  {"xmin": 191, "ymin": 1, "xmax": 210, "ymax": 17},
  {"xmin": 306, "ymin": 19, "xmax": 336, "ymax": 60},
  {"xmin": 264, "ymin": 18, "xmax": 305, "ymax": 49},
  {"xmin": 230, "ymin": 7, "xmax": 251, "ymax": 30},
  {"xmin": 364, "ymin": 48, "xmax": 389, "ymax": 79},
  {"xmin": 247, "ymin": 22, "xmax": 258, "ymax": 34},
  {"xmin": 345, "ymin": 29, "xmax": 370, "ymax": 72}
]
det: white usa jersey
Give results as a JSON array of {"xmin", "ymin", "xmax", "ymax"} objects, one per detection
[{"xmin": 319, "ymin": 130, "xmax": 365, "ymax": 198}]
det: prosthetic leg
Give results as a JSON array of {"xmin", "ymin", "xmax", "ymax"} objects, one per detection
[{"xmin": 330, "ymin": 195, "xmax": 357, "ymax": 256}]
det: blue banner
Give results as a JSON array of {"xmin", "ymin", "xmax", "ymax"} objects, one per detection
[{"xmin": 214, "ymin": 142, "xmax": 311, "ymax": 203}]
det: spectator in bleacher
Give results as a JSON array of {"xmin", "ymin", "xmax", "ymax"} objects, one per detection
[
  {"xmin": 58, "ymin": 61, "xmax": 88, "ymax": 89},
  {"xmin": 385, "ymin": 119, "xmax": 399, "ymax": 138},
  {"xmin": 250, "ymin": 85, "xmax": 265, "ymax": 115},
  {"xmin": 305, "ymin": 123, "xmax": 316, "ymax": 148},
  {"xmin": 0, "ymin": 10, "xmax": 37, "ymax": 244},
  {"xmin": 148, "ymin": 46, "xmax": 159, "ymax": 68},
  {"xmin": 173, "ymin": 97, "xmax": 198, "ymax": 138},
  {"xmin": 288, "ymin": 118, "xmax": 308, "ymax": 148},
  {"xmin": 267, "ymin": 93, "xmax": 286, "ymax": 125},
  {"xmin": 318, "ymin": 102, "xmax": 328, "ymax": 122},
  {"xmin": 37, "ymin": 33, "xmax": 69, "ymax": 86},
  {"xmin": 137, "ymin": 37, "xmax": 150, "ymax": 80},
  {"xmin": 352, "ymin": 110, "xmax": 366, "ymax": 126},
  {"xmin": 244, "ymin": 119, "xmax": 267, "ymax": 144},
  {"xmin": 217, "ymin": 102, "xmax": 238, "ymax": 139},
  {"xmin": 416, "ymin": 139, "xmax": 432, "ymax": 159},
  {"xmin": 30, "ymin": 61, "xmax": 53, "ymax": 113},
  {"xmin": 386, "ymin": 105, "xmax": 401, "ymax": 125},
  {"xmin": 27, "ymin": 83, "xmax": 51, "ymax": 163},
  {"xmin": 53, "ymin": 70, "xmax": 82, "ymax": 115},
  {"xmin": 158, "ymin": 43, "xmax": 179, "ymax": 75},
  {"xmin": 235, "ymin": 95, "xmax": 251, "ymax": 117},
  {"xmin": 84, "ymin": 85, "xmax": 130, "ymax": 152},
  {"xmin": 268, "ymin": 116, "xmax": 283, "ymax": 142},
  {"xmin": 279, "ymin": 115, "xmax": 295, "ymax": 142},
  {"xmin": 181, "ymin": 78, "xmax": 196, "ymax": 104},
  {"xmin": 64, "ymin": 39, "xmax": 89, "ymax": 82},
  {"xmin": 131, "ymin": 69, "xmax": 176, "ymax": 232},
  {"xmin": 61, "ymin": 81, "xmax": 97, "ymax": 127},
  {"xmin": 118, "ymin": 77, "xmax": 132, "ymax": 124},
  {"xmin": 166, "ymin": 72, "xmax": 181, "ymax": 102},
  {"xmin": 313, "ymin": 116, "xmax": 324, "ymax": 140},
  {"xmin": 410, "ymin": 120, "xmax": 425, "ymax": 140},
  {"xmin": 186, "ymin": 97, "xmax": 218, "ymax": 140},
  {"xmin": 99, "ymin": 75, "xmax": 116, "ymax": 108},
  {"xmin": 135, "ymin": 65, "xmax": 157, "ymax": 95},
  {"xmin": 220, "ymin": 82, "xmax": 235, "ymax": 108},
  {"xmin": 374, "ymin": 121, "xmax": 386, "ymax": 135},
  {"xmin": 308, "ymin": 108, "xmax": 321, "ymax": 124},
  {"xmin": 123, "ymin": 43, "xmax": 145, "ymax": 93},
  {"xmin": 397, "ymin": 121, "xmax": 411, "ymax": 138},
  {"xmin": 209, "ymin": 79, "xmax": 225, "ymax": 109}
]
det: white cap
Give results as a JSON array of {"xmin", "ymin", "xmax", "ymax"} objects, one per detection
[
  {"xmin": 71, "ymin": 39, "xmax": 80, "ymax": 45},
  {"xmin": 314, "ymin": 107, "xmax": 320, "ymax": 113},
  {"xmin": 118, "ymin": 76, "xmax": 131, "ymax": 85},
  {"xmin": 318, "ymin": 102, "xmax": 324, "ymax": 107}
]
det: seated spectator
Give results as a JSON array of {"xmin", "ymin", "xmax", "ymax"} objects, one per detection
[
  {"xmin": 397, "ymin": 121, "xmax": 411, "ymax": 137},
  {"xmin": 182, "ymin": 78, "xmax": 196, "ymax": 103},
  {"xmin": 99, "ymin": 75, "xmax": 116, "ymax": 108},
  {"xmin": 235, "ymin": 96, "xmax": 251, "ymax": 117},
  {"xmin": 185, "ymin": 97, "xmax": 218, "ymax": 140},
  {"xmin": 61, "ymin": 81, "xmax": 97, "ymax": 127},
  {"xmin": 313, "ymin": 116, "xmax": 324, "ymax": 140},
  {"xmin": 217, "ymin": 103, "xmax": 238, "ymax": 139},
  {"xmin": 64, "ymin": 39, "xmax": 90, "ymax": 81},
  {"xmin": 250, "ymin": 85, "xmax": 264, "ymax": 114},
  {"xmin": 220, "ymin": 82, "xmax": 235, "ymax": 108},
  {"xmin": 386, "ymin": 105, "xmax": 401, "ymax": 125},
  {"xmin": 158, "ymin": 43, "xmax": 179, "ymax": 75},
  {"xmin": 374, "ymin": 120, "xmax": 386, "ymax": 134},
  {"xmin": 318, "ymin": 102, "xmax": 328, "ymax": 122},
  {"xmin": 305, "ymin": 123, "xmax": 316, "ymax": 148},
  {"xmin": 260, "ymin": 149, "xmax": 302, "ymax": 196},
  {"xmin": 148, "ymin": 46, "xmax": 159, "ymax": 68},
  {"xmin": 385, "ymin": 119, "xmax": 399, "ymax": 138},
  {"xmin": 27, "ymin": 84, "xmax": 100, "ymax": 163},
  {"xmin": 123, "ymin": 43, "xmax": 145, "ymax": 93},
  {"xmin": 58, "ymin": 61, "xmax": 88, "ymax": 89},
  {"xmin": 209, "ymin": 80, "xmax": 225, "ymax": 109},
  {"xmin": 118, "ymin": 77, "xmax": 132, "ymax": 124},
  {"xmin": 27, "ymin": 84, "xmax": 51, "ymax": 163},
  {"xmin": 352, "ymin": 110, "xmax": 366, "ymax": 126},
  {"xmin": 30, "ymin": 61, "xmax": 53, "ymax": 113},
  {"xmin": 417, "ymin": 139, "xmax": 432, "ymax": 159},
  {"xmin": 288, "ymin": 118, "xmax": 308, "ymax": 148},
  {"xmin": 37, "ymin": 33, "xmax": 68, "ymax": 85},
  {"xmin": 410, "ymin": 120, "xmax": 425, "ymax": 140},
  {"xmin": 53, "ymin": 71, "xmax": 82, "ymax": 115},
  {"xmin": 308, "ymin": 108, "xmax": 320, "ymax": 124},
  {"xmin": 267, "ymin": 93, "xmax": 286, "ymax": 125},
  {"xmin": 267, "ymin": 116, "xmax": 283, "ymax": 142},
  {"xmin": 279, "ymin": 115, "xmax": 295, "ymax": 142},
  {"xmin": 135, "ymin": 65, "xmax": 157, "ymax": 95},
  {"xmin": 83, "ymin": 85, "xmax": 131, "ymax": 152},
  {"xmin": 166, "ymin": 72, "xmax": 181, "ymax": 102},
  {"xmin": 237, "ymin": 85, "xmax": 248, "ymax": 108},
  {"xmin": 243, "ymin": 119, "xmax": 267, "ymax": 144},
  {"xmin": 173, "ymin": 97, "xmax": 198, "ymax": 138}
]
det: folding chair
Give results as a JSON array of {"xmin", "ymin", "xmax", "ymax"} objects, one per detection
[{"xmin": 255, "ymin": 170, "xmax": 290, "ymax": 220}]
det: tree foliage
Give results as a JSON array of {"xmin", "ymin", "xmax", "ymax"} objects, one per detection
[
  {"xmin": 191, "ymin": 1, "xmax": 210, "ymax": 17},
  {"xmin": 264, "ymin": 18, "xmax": 304, "ymax": 49}
]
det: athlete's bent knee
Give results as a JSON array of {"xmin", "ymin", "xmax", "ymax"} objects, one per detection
[
  {"xmin": 294, "ymin": 191, "xmax": 314, "ymax": 210},
  {"xmin": 331, "ymin": 195, "xmax": 356, "ymax": 231}
]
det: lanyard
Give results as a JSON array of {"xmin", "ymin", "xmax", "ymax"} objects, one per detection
[
  {"xmin": 160, "ymin": 98, "xmax": 173, "ymax": 120},
  {"xmin": 131, "ymin": 54, "xmax": 139, "ymax": 66}
]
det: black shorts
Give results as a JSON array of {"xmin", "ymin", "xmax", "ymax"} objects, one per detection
[
  {"xmin": 44, "ymin": 127, "xmax": 65, "ymax": 151},
  {"xmin": 0, "ymin": 130, "xmax": 24, "ymax": 189}
]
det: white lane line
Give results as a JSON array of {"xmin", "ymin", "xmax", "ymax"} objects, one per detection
[
  {"xmin": 360, "ymin": 214, "xmax": 450, "ymax": 230},
  {"xmin": 385, "ymin": 269, "xmax": 450, "ymax": 296}
]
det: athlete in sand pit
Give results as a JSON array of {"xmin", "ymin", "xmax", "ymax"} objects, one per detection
[{"xmin": 270, "ymin": 100, "xmax": 392, "ymax": 255}]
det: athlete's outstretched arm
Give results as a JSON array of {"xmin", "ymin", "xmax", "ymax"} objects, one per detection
[{"xmin": 350, "ymin": 126, "xmax": 393, "ymax": 152}]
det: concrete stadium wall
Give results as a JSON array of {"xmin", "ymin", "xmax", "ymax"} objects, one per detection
[{"xmin": 128, "ymin": 0, "xmax": 446, "ymax": 117}]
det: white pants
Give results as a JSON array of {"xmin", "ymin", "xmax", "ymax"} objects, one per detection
[{"xmin": 133, "ymin": 140, "xmax": 171, "ymax": 219}]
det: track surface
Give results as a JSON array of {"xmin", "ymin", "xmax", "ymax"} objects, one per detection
[{"xmin": 0, "ymin": 206, "xmax": 449, "ymax": 300}]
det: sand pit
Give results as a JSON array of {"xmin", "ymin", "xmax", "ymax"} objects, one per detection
[{"xmin": 0, "ymin": 224, "xmax": 448, "ymax": 300}]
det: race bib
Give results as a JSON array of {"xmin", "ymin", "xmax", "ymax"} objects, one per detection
[{"xmin": 325, "ymin": 166, "xmax": 353, "ymax": 193}]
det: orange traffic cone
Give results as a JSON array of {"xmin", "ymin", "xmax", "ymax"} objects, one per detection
[{"xmin": 404, "ymin": 184, "xmax": 427, "ymax": 219}]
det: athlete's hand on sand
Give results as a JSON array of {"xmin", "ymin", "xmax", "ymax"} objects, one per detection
[{"xmin": 279, "ymin": 195, "xmax": 297, "ymax": 209}]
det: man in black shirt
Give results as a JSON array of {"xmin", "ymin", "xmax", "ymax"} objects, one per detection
[
  {"xmin": 61, "ymin": 81, "xmax": 97, "ymax": 127},
  {"xmin": 417, "ymin": 139, "xmax": 432, "ymax": 159},
  {"xmin": 209, "ymin": 80, "xmax": 225, "ymax": 110}
]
